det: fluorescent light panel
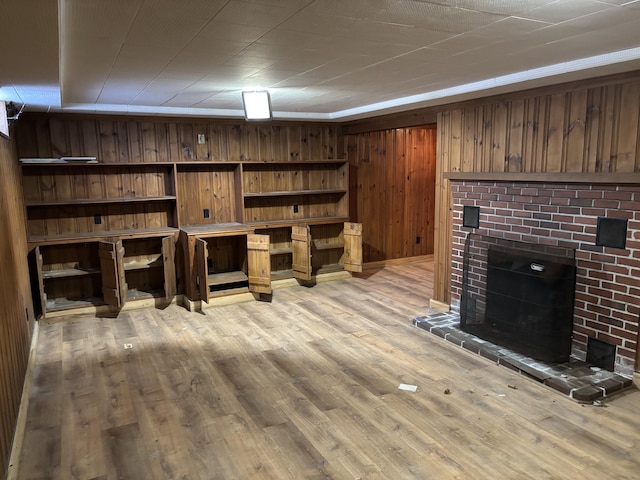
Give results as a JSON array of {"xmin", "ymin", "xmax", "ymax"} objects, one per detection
[{"xmin": 242, "ymin": 90, "xmax": 272, "ymax": 120}]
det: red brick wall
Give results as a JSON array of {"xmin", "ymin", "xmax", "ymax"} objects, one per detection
[{"xmin": 451, "ymin": 181, "xmax": 640, "ymax": 376}]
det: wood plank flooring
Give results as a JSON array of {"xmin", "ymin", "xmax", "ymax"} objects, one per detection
[{"xmin": 14, "ymin": 261, "xmax": 640, "ymax": 479}]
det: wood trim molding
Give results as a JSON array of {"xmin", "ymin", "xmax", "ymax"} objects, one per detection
[
  {"xmin": 444, "ymin": 172, "xmax": 640, "ymax": 184},
  {"xmin": 429, "ymin": 299, "xmax": 451, "ymax": 312}
]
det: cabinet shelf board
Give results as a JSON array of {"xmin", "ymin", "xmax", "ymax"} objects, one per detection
[
  {"xmin": 42, "ymin": 267, "xmax": 101, "ymax": 279},
  {"xmin": 46, "ymin": 296, "xmax": 104, "ymax": 312},
  {"xmin": 243, "ymin": 189, "xmax": 347, "ymax": 198},
  {"xmin": 207, "ymin": 271, "xmax": 249, "ymax": 286},
  {"xmin": 312, "ymin": 242, "xmax": 343, "ymax": 251},
  {"xmin": 270, "ymin": 247, "xmax": 293, "ymax": 256},
  {"xmin": 241, "ymin": 160, "xmax": 346, "ymax": 166},
  {"xmin": 21, "ymin": 161, "xmax": 176, "ymax": 167},
  {"xmin": 181, "ymin": 222, "xmax": 254, "ymax": 237},
  {"xmin": 316, "ymin": 264, "xmax": 344, "ymax": 275},
  {"xmin": 123, "ymin": 258, "xmax": 163, "ymax": 271},
  {"xmin": 271, "ymin": 269, "xmax": 293, "ymax": 281},
  {"xmin": 208, "ymin": 286, "xmax": 250, "ymax": 298},
  {"xmin": 26, "ymin": 196, "xmax": 176, "ymax": 207},
  {"xmin": 126, "ymin": 289, "xmax": 164, "ymax": 300},
  {"xmin": 29, "ymin": 227, "xmax": 179, "ymax": 246},
  {"xmin": 246, "ymin": 216, "xmax": 349, "ymax": 229}
]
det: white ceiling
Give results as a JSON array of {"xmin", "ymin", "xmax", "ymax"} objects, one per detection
[{"xmin": 2, "ymin": 0, "xmax": 640, "ymax": 121}]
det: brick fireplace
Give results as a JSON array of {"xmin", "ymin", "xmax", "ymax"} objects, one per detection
[{"xmin": 450, "ymin": 181, "xmax": 640, "ymax": 377}]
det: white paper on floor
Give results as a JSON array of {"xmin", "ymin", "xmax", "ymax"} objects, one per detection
[{"xmin": 398, "ymin": 383, "xmax": 418, "ymax": 392}]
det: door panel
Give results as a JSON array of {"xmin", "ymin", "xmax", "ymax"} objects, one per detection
[
  {"xmin": 99, "ymin": 241, "xmax": 121, "ymax": 307},
  {"xmin": 343, "ymin": 222, "xmax": 363, "ymax": 273},
  {"xmin": 292, "ymin": 225, "xmax": 311, "ymax": 281},
  {"xmin": 115, "ymin": 239, "xmax": 127, "ymax": 305},
  {"xmin": 29, "ymin": 246, "xmax": 46, "ymax": 317},
  {"xmin": 162, "ymin": 235, "xmax": 177, "ymax": 300},
  {"xmin": 247, "ymin": 234, "xmax": 271, "ymax": 294},
  {"xmin": 196, "ymin": 238, "xmax": 209, "ymax": 303}
]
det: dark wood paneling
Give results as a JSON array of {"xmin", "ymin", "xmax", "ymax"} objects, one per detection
[
  {"xmin": 433, "ymin": 74, "xmax": 640, "ymax": 306},
  {"xmin": 345, "ymin": 126, "xmax": 437, "ymax": 263},
  {"xmin": 14, "ymin": 115, "xmax": 342, "ymax": 163},
  {"xmin": 0, "ymin": 135, "xmax": 35, "ymax": 476}
]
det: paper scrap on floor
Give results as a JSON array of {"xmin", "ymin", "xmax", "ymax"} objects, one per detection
[{"xmin": 398, "ymin": 383, "xmax": 418, "ymax": 392}]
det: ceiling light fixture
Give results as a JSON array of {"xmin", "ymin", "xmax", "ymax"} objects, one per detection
[{"xmin": 242, "ymin": 90, "xmax": 272, "ymax": 121}]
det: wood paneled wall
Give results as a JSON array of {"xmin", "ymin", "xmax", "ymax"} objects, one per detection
[
  {"xmin": 345, "ymin": 126, "xmax": 437, "ymax": 262},
  {"xmin": 0, "ymin": 134, "xmax": 34, "ymax": 476},
  {"xmin": 433, "ymin": 74, "xmax": 640, "ymax": 305},
  {"xmin": 15, "ymin": 115, "xmax": 438, "ymax": 264},
  {"xmin": 15, "ymin": 114, "xmax": 342, "ymax": 163}
]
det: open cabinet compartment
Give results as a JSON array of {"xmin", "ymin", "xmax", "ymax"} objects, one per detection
[
  {"xmin": 194, "ymin": 231, "xmax": 271, "ymax": 302},
  {"xmin": 121, "ymin": 236, "xmax": 176, "ymax": 301},
  {"xmin": 35, "ymin": 242, "xmax": 104, "ymax": 312},
  {"xmin": 255, "ymin": 226, "xmax": 294, "ymax": 280}
]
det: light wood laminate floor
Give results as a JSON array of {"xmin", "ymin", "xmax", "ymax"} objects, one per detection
[{"xmin": 14, "ymin": 261, "xmax": 640, "ymax": 479}]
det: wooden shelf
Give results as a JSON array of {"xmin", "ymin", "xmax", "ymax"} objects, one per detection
[
  {"xmin": 126, "ymin": 289, "xmax": 164, "ymax": 300},
  {"xmin": 45, "ymin": 296, "xmax": 104, "ymax": 312},
  {"xmin": 246, "ymin": 216, "xmax": 350, "ymax": 229},
  {"xmin": 270, "ymin": 247, "xmax": 293, "ymax": 256},
  {"xmin": 312, "ymin": 241, "xmax": 343, "ymax": 251},
  {"xmin": 243, "ymin": 189, "xmax": 347, "ymax": 198},
  {"xmin": 316, "ymin": 264, "xmax": 344, "ymax": 275},
  {"xmin": 180, "ymin": 222, "xmax": 254, "ymax": 237},
  {"xmin": 123, "ymin": 258, "xmax": 163, "ymax": 271},
  {"xmin": 42, "ymin": 267, "xmax": 101, "ymax": 279},
  {"xmin": 21, "ymin": 161, "xmax": 176, "ymax": 167},
  {"xmin": 26, "ymin": 196, "xmax": 176, "ymax": 207},
  {"xmin": 207, "ymin": 271, "xmax": 248, "ymax": 287},
  {"xmin": 29, "ymin": 227, "xmax": 179, "ymax": 246},
  {"xmin": 271, "ymin": 269, "xmax": 293, "ymax": 280}
]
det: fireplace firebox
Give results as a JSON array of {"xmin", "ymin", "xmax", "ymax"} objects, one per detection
[{"xmin": 460, "ymin": 234, "xmax": 576, "ymax": 363}]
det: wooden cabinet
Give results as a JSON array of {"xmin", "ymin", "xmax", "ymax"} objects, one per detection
[
  {"xmin": 180, "ymin": 223, "xmax": 271, "ymax": 304},
  {"xmin": 31, "ymin": 233, "xmax": 177, "ymax": 315},
  {"xmin": 22, "ymin": 159, "xmax": 360, "ymax": 313},
  {"xmin": 22, "ymin": 160, "xmax": 179, "ymax": 316},
  {"xmin": 242, "ymin": 161, "xmax": 360, "ymax": 280}
]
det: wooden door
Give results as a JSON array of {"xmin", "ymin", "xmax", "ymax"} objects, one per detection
[
  {"xmin": 162, "ymin": 235, "xmax": 177, "ymax": 300},
  {"xmin": 99, "ymin": 241, "xmax": 124, "ymax": 307},
  {"xmin": 292, "ymin": 225, "xmax": 312, "ymax": 281},
  {"xmin": 30, "ymin": 246, "xmax": 47, "ymax": 317},
  {"xmin": 247, "ymin": 234, "xmax": 271, "ymax": 295},
  {"xmin": 343, "ymin": 222, "xmax": 363, "ymax": 273},
  {"xmin": 195, "ymin": 238, "xmax": 209, "ymax": 303},
  {"xmin": 115, "ymin": 239, "xmax": 127, "ymax": 305}
]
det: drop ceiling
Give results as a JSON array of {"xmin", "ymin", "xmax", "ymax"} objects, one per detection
[{"xmin": 2, "ymin": 0, "xmax": 640, "ymax": 121}]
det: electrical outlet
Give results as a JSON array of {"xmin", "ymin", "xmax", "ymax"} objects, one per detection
[
  {"xmin": 124, "ymin": 343, "xmax": 133, "ymax": 349},
  {"xmin": 293, "ymin": 204, "xmax": 299, "ymax": 213},
  {"xmin": 197, "ymin": 133, "xmax": 206, "ymax": 144},
  {"xmin": 203, "ymin": 208, "xmax": 210, "ymax": 218}
]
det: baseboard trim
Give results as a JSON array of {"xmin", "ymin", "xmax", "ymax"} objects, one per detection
[
  {"xmin": 363, "ymin": 254, "xmax": 434, "ymax": 270},
  {"xmin": 429, "ymin": 299, "xmax": 451, "ymax": 312},
  {"xmin": 6, "ymin": 321, "xmax": 40, "ymax": 480}
]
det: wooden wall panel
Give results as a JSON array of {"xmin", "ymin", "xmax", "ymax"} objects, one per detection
[
  {"xmin": 0, "ymin": 134, "xmax": 35, "ymax": 476},
  {"xmin": 439, "ymin": 80, "xmax": 640, "ymax": 177},
  {"xmin": 433, "ymin": 75, "xmax": 640, "ymax": 306},
  {"xmin": 14, "ymin": 115, "xmax": 342, "ymax": 164},
  {"xmin": 345, "ymin": 126, "xmax": 436, "ymax": 263}
]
